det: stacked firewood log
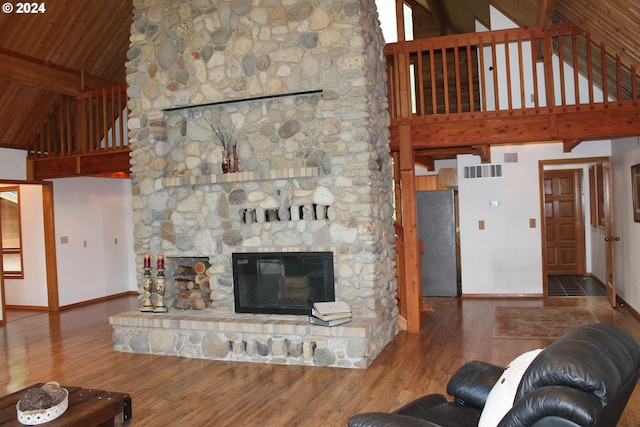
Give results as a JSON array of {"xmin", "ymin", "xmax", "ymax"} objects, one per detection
[{"xmin": 172, "ymin": 261, "xmax": 213, "ymax": 310}]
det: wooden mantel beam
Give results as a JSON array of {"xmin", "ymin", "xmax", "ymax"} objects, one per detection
[{"xmin": 0, "ymin": 49, "xmax": 115, "ymax": 96}]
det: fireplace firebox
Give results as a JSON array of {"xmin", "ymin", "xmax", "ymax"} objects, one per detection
[{"xmin": 232, "ymin": 252, "xmax": 335, "ymax": 315}]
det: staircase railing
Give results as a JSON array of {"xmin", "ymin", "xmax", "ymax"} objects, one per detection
[
  {"xmin": 385, "ymin": 23, "xmax": 640, "ymax": 121},
  {"xmin": 28, "ymin": 83, "xmax": 128, "ymax": 159}
]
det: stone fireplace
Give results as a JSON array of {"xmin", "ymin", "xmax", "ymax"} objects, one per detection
[{"xmin": 110, "ymin": 0, "xmax": 397, "ymax": 368}]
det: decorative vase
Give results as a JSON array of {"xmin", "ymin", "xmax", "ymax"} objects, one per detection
[{"xmin": 222, "ymin": 150, "xmax": 230, "ymax": 173}]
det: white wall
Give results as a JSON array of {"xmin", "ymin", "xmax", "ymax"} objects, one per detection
[
  {"xmin": 458, "ymin": 140, "xmax": 611, "ymax": 295},
  {"xmin": 3, "ymin": 184, "xmax": 49, "ymax": 307},
  {"xmin": 52, "ymin": 177, "xmax": 136, "ymax": 306},
  {"xmin": 611, "ymin": 137, "xmax": 640, "ymax": 308}
]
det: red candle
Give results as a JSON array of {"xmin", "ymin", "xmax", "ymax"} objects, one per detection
[
  {"xmin": 157, "ymin": 255, "xmax": 164, "ymax": 269},
  {"xmin": 144, "ymin": 254, "xmax": 151, "ymax": 268}
]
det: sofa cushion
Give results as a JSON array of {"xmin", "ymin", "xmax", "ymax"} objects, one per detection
[{"xmin": 478, "ymin": 349, "xmax": 543, "ymax": 427}]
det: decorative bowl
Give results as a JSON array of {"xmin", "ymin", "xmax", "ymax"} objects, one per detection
[{"xmin": 16, "ymin": 387, "xmax": 68, "ymax": 425}]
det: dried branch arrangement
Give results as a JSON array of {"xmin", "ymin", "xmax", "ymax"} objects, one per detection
[{"xmin": 205, "ymin": 113, "xmax": 236, "ymax": 151}]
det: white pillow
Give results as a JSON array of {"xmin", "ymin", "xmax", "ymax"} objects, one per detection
[{"xmin": 478, "ymin": 348, "xmax": 543, "ymax": 427}]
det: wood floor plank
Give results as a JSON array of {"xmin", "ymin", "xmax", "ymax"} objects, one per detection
[{"xmin": 1, "ymin": 295, "xmax": 639, "ymax": 426}]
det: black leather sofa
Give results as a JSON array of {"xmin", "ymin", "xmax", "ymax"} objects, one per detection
[{"xmin": 348, "ymin": 323, "xmax": 640, "ymax": 427}]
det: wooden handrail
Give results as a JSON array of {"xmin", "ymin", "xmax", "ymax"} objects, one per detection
[
  {"xmin": 385, "ymin": 23, "xmax": 640, "ymax": 121},
  {"xmin": 28, "ymin": 83, "xmax": 128, "ymax": 159}
]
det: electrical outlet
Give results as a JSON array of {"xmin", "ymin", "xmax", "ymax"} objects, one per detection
[
  {"xmin": 83, "ymin": 241, "xmax": 87, "ymax": 248},
  {"xmin": 529, "ymin": 218, "xmax": 536, "ymax": 228},
  {"xmin": 114, "ymin": 238, "xmax": 118, "ymax": 245},
  {"xmin": 478, "ymin": 220, "xmax": 485, "ymax": 230},
  {"xmin": 60, "ymin": 236, "xmax": 69, "ymax": 244}
]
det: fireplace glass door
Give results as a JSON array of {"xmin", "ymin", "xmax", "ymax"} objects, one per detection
[{"xmin": 232, "ymin": 252, "xmax": 335, "ymax": 315}]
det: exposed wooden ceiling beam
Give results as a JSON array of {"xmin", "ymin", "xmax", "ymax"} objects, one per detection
[
  {"xmin": 472, "ymin": 145, "xmax": 492, "ymax": 162},
  {"xmin": 425, "ymin": 0, "xmax": 451, "ymax": 34},
  {"xmin": 0, "ymin": 49, "xmax": 114, "ymax": 96},
  {"xmin": 563, "ymin": 138, "xmax": 583, "ymax": 152},
  {"xmin": 537, "ymin": 0, "xmax": 556, "ymax": 29}
]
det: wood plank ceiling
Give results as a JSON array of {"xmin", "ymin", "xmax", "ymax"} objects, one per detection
[
  {"xmin": 0, "ymin": 1, "xmax": 131, "ymax": 151},
  {"xmin": 0, "ymin": 0, "xmax": 639, "ymax": 156}
]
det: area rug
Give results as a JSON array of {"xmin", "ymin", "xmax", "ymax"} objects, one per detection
[{"xmin": 494, "ymin": 306, "xmax": 598, "ymax": 339}]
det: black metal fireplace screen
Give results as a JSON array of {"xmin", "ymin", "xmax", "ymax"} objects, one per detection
[{"xmin": 232, "ymin": 251, "xmax": 335, "ymax": 315}]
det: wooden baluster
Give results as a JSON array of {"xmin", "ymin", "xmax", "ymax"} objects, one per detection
[
  {"xmin": 504, "ymin": 32, "xmax": 513, "ymax": 112},
  {"xmin": 587, "ymin": 32, "xmax": 594, "ymax": 108},
  {"xmin": 558, "ymin": 33, "xmax": 567, "ymax": 111},
  {"xmin": 543, "ymin": 29, "xmax": 555, "ymax": 112},
  {"xmin": 531, "ymin": 31, "xmax": 540, "ymax": 112},
  {"xmin": 416, "ymin": 47, "xmax": 425, "ymax": 117},
  {"xmin": 518, "ymin": 32, "xmax": 525, "ymax": 111},
  {"xmin": 429, "ymin": 47, "xmax": 437, "ymax": 115},
  {"xmin": 478, "ymin": 35, "xmax": 487, "ymax": 114},
  {"xmin": 601, "ymin": 42, "xmax": 608, "ymax": 109},
  {"xmin": 616, "ymin": 54, "xmax": 622, "ymax": 106},
  {"xmin": 442, "ymin": 46, "xmax": 449, "ymax": 117},
  {"xmin": 632, "ymin": 65, "xmax": 638, "ymax": 107},
  {"xmin": 454, "ymin": 41, "xmax": 461, "ymax": 117},
  {"xmin": 491, "ymin": 34, "xmax": 499, "ymax": 112},
  {"xmin": 466, "ymin": 37, "xmax": 475, "ymax": 115},
  {"xmin": 572, "ymin": 28, "xmax": 580, "ymax": 109}
]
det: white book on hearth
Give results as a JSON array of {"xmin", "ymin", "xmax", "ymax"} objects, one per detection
[{"xmin": 313, "ymin": 301, "xmax": 351, "ymax": 317}]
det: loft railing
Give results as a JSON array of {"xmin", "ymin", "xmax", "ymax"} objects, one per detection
[
  {"xmin": 28, "ymin": 83, "xmax": 128, "ymax": 159},
  {"xmin": 385, "ymin": 23, "xmax": 640, "ymax": 121}
]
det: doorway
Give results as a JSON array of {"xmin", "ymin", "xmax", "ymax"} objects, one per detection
[{"xmin": 539, "ymin": 158, "xmax": 613, "ymax": 300}]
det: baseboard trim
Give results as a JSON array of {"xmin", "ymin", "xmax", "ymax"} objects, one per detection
[
  {"xmin": 461, "ymin": 293, "xmax": 544, "ymax": 299},
  {"xmin": 617, "ymin": 295, "xmax": 640, "ymax": 321},
  {"xmin": 5, "ymin": 305, "xmax": 48, "ymax": 311},
  {"xmin": 60, "ymin": 291, "xmax": 138, "ymax": 310}
]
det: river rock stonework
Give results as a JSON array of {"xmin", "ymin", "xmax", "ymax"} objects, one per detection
[{"xmin": 113, "ymin": 0, "xmax": 397, "ymax": 368}]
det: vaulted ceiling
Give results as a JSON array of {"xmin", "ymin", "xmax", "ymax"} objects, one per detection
[
  {"xmin": 0, "ymin": 1, "xmax": 131, "ymax": 151},
  {"xmin": 0, "ymin": 0, "xmax": 639, "ymax": 152}
]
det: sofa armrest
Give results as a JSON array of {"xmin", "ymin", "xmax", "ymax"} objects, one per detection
[
  {"xmin": 497, "ymin": 386, "xmax": 601, "ymax": 427},
  {"xmin": 348, "ymin": 412, "xmax": 442, "ymax": 427},
  {"xmin": 446, "ymin": 360, "xmax": 504, "ymax": 409}
]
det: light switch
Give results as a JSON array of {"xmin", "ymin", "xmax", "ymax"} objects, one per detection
[
  {"xmin": 529, "ymin": 218, "xmax": 536, "ymax": 228},
  {"xmin": 60, "ymin": 236, "xmax": 69, "ymax": 244},
  {"xmin": 478, "ymin": 220, "xmax": 485, "ymax": 230}
]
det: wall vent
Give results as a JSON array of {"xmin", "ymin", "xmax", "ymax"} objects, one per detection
[{"xmin": 463, "ymin": 164, "xmax": 503, "ymax": 179}]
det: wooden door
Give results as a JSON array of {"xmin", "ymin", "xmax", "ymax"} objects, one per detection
[
  {"xmin": 544, "ymin": 169, "xmax": 585, "ymax": 275},
  {"xmin": 603, "ymin": 161, "xmax": 617, "ymax": 307}
]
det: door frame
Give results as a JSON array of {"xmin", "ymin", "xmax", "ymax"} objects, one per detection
[
  {"xmin": 538, "ymin": 157, "xmax": 611, "ymax": 296},
  {"xmin": 0, "ymin": 210, "xmax": 5, "ymax": 325},
  {"xmin": 0, "ymin": 179, "xmax": 59, "ymax": 312}
]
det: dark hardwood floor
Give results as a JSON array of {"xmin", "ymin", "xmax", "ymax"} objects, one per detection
[{"xmin": 1, "ymin": 295, "xmax": 639, "ymax": 426}]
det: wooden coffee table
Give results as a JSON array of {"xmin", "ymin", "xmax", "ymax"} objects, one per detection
[{"xmin": 0, "ymin": 384, "xmax": 131, "ymax": 426}]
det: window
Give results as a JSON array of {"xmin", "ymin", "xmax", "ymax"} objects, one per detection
[{"xmin": 1, "ymin": 186, "xmax": 23, "ymax": 278}]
